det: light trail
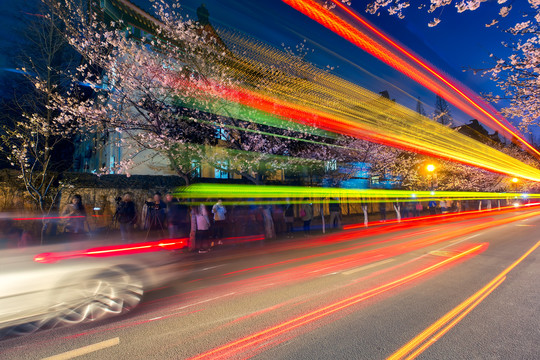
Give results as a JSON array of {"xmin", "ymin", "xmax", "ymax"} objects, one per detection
[
  {"xmin": 170, "ymin": 47, "xmax": 540, "ymax": 181},
  {"xmin": 188, "ymin": 244, "xmax": 486, "ymax": 360},
  {"xmin": 282, "ymin": 0, "xmax": 540, "ymax": 158},
  {"xmin": 139, "ymin": 207, "xmax": 540, "ymax": 319},
  {"xmin": 388, "ymin": 239, "xmax": 540, "ymax": 359},
  {"xmin": 33, "ymin": 238, "xmax": 188, "ymax": 263},
  {"xmin": 174, "ymin": 183, "xmax": 539, "ymax": 203},
  {"xmin": 343, "ymin": 203, "xmax": 540, "ymax": 230}
]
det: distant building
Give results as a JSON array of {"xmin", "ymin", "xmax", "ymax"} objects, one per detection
[{"xmin": 453, "ymin": 119, "xmax": 501, "ymax": 145}]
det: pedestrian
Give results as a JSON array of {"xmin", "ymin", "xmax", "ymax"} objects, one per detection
[
  {"xmin": 439, "ymin": 199, "xmax": 448, "ymax": 214},
  {"xmin": 428, "ymin": 199, "xmax": 437, "ymax": 215},
  {"xmin": 115, "ymin": 192, "xmax": 137, "ymax": 243},
  {"xmin": 61, "ymin": 194, "xmax": 87, "ymax": 236},
  {"xmin": 272, "ymin": 203, "xmax": 286, "ymax": 235},
  {"xmin": 194, "ymin": 203, "xmax": 211, "ymax": 253},
  {"xmin": 412, "ymin": 201, "xmax": 421, "ymax": 217},
  {"xmin": 148, "ymin": 192, "xmax": 167, "ymax": 232},
  {"xmin": 261, "ymin": 204, "xmax": 275, "ymax": 240},
  {"xmin": 284, "ymin": 200, "xmax": 295, "ymax": 238},
  {"xmin": 301, "ymin": 198, "xmax": 313, "ymax": 235},
  {"xmin": 165, "ymin": 193, "xmax": 190, "ymax": 238},
  {"xmin": 400, "ymin": 201, "xmax": 408, "ymax": 219},
  {"xmin": 379, "ymin": 201, "xmax": 387, "ymax": 221},
  {"xmin": 212, "ymin": 199, "xmax": 227, "ymax": 243},
  {"xmin": 329, "ymin": 198, "xmax": 341, "ymax": 229},
  {"xmin": 415, "ymin": 201, "xmax": 423, "ymax": 217}
]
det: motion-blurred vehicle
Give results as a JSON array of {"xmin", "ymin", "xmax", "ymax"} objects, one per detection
[{"xmin": 0, "ymin": 230, "xmax": 188, "ymax": 337}]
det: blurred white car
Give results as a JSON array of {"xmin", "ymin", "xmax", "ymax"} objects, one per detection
[{"xmin": 0, "ymin": 236, "xmax": 188, "ymax": 337}]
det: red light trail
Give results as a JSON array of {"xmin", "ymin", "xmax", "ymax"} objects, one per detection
[
  {"xmin": 188, "ymin": 244, "xmax": 486, "ymax": 360},
  {"xmin": 33, "ymin": 238, "xmax": 188, "ymax": 263},
  {"xmin": 282, "ymin": 0, "xmax": 540, "ymax": 158}
]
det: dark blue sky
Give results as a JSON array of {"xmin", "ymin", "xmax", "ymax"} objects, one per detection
[{"xmin": 0, "ymin": 0, "xmax": 526, "ymax": 130}]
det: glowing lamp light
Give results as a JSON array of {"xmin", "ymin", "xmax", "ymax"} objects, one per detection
[
  {"xmin": 512, "ymin": 178, "xmax": 519, "ymax": 183},
  {"xmin": 427, "ymin": 164, "xmax": 436, "ymax": 172}
]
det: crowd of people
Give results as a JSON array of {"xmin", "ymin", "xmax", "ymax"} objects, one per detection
[
  {"xmin": 58, "ymin": 192, "xmax": 319, "ymax": 253},
  {"xmin": 0, "ymin": 193, "xmax": 519, "ymax": 251}
]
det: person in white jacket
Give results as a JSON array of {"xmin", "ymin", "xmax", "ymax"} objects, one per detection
[{"xmin": 194, "ymin": 203, "xmax": 211, "ymax": 253}]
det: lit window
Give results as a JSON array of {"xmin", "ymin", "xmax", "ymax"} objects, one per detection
[
  {"xmin": 216, "ymin": 127, "xmax": 228, "ymax": 140},
  {"xmin": 191, "ymin": 160, "xmax": 201, "ymax": 178},
  {"xmin": 214, "ymin": 160, "xmax": 229, "ymax": 179},
  {"xmin": 325, "ymin": 159, "xmax": 337, "ymax": 172}
]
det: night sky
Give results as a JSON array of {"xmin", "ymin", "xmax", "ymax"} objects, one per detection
[{"xmin": 0, "ymin": 0, "xmax": 528, "ymax": 131}]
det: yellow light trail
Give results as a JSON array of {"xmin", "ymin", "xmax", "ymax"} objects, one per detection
[
  {"xmin": 174, "ymin": 183, "xmax": 537, "ymax": 203},
  {"xmin": 283, "ymin": 0, "xmax": 540, "ymax": 159},
  {"xmin": 387, "ymin": 239, "xmax": 540, "ymax": 359},
  {"xmin": 195, "ymin": 30, "xmax": 540, "ymax": 181}
]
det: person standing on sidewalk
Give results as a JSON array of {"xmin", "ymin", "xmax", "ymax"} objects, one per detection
[
  {"xmin": 428, "ymin": 199, "xmax": 437, "ymax": 215},
  {"xmin": 212, "ymin": 199, "xmax": 227, "ymax": 244},
  {"xmin": 115, "ymin": 193, "xmax": 137, "ymax": 243},
  {"xmin": 61, "ymin": 194, "xmax": 88, "ymax": 238},
  {"xmin": 301, "ymin": 198, "xmax": 313, "ymax": 236},
  {"xmin": 379, "ymin": 201, "xmax": 387, "ymax": 222},
  {"xmin": 165, "ymin": 193, "xmax": 189, "ymax": 239},
  {"xmin": 194, "ymin": 203, "xmax": 211, "ymax": 253},
  {"xmin": 261, "ymin": 204, "xmax": 276, "ymax": 240},
  {"xmin": 284, "ymin": 200, "xmax": 295, "ymax": 238},
  {"xmin": 329, "ymin": 198, "xmax": 341, "ymax": 229}
]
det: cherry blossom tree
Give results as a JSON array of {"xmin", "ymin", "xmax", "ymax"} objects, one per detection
[{"xmin": 50, "ymin": 0, "xmax": 325, "ymax": 185}]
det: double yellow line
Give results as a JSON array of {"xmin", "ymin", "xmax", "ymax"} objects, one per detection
[{"xmin": 388, "ymin": 240, "xmax": 540, "ymax": 359}]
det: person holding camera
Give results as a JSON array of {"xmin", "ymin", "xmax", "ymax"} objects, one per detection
[
  {"xmin": 115, "ymin": 193, "xmax": 137, "ymax": 243},
  {"xmin": 148, "ymin": 192, "xmax": 167, "ymax": 234}
]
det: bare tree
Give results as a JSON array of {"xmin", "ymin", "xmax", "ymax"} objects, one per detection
[{"xmin": 0, "ymin": 0, "xmax": 82, "ymax": 216}]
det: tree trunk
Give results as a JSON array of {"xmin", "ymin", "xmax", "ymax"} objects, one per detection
[
  {"xmin": 393, "ymin": 203, "xmax": 401, "ymax": 222},
  {"xmin": 320, "ymin": 202, "xmax": 325, "ymax": 234},
  {"xmin": 362, "ymin": 205, "xmax": 368, "ymax": 227}
]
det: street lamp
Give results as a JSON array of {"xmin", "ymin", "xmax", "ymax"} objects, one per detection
[
  {"xmin": 426, "ymin": 164, "xmax": 436, "ymax": 190},
  {"xmin": 512, "ymin": 177, "xmax": 519, "ymax": 196}
]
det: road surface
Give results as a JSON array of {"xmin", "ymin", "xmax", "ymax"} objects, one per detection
[{"xmin": 1, "ymin": 207, "xmax": 539, "ymax": 359}]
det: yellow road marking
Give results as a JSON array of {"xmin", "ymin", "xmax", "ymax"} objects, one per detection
[{"xmin": 388, "ymin": 240, "xmax": 540, "ymax": 360}]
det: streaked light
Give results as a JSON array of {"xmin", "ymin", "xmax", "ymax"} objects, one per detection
[
  {"xmin": 34, "ymin": 238, "xmax": 188, "ymax": 263},
  {"xmin": 188, "ymin": 244, "xmax": 486, "ymax": 360},
  {"xmin": 282, "ymin": 0, "xmax": 540, "ymax": 159}
]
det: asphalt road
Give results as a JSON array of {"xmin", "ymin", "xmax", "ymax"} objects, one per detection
[{"xmin": 1, "ymin": 207, "xmax": 539, "ymax": 360}]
